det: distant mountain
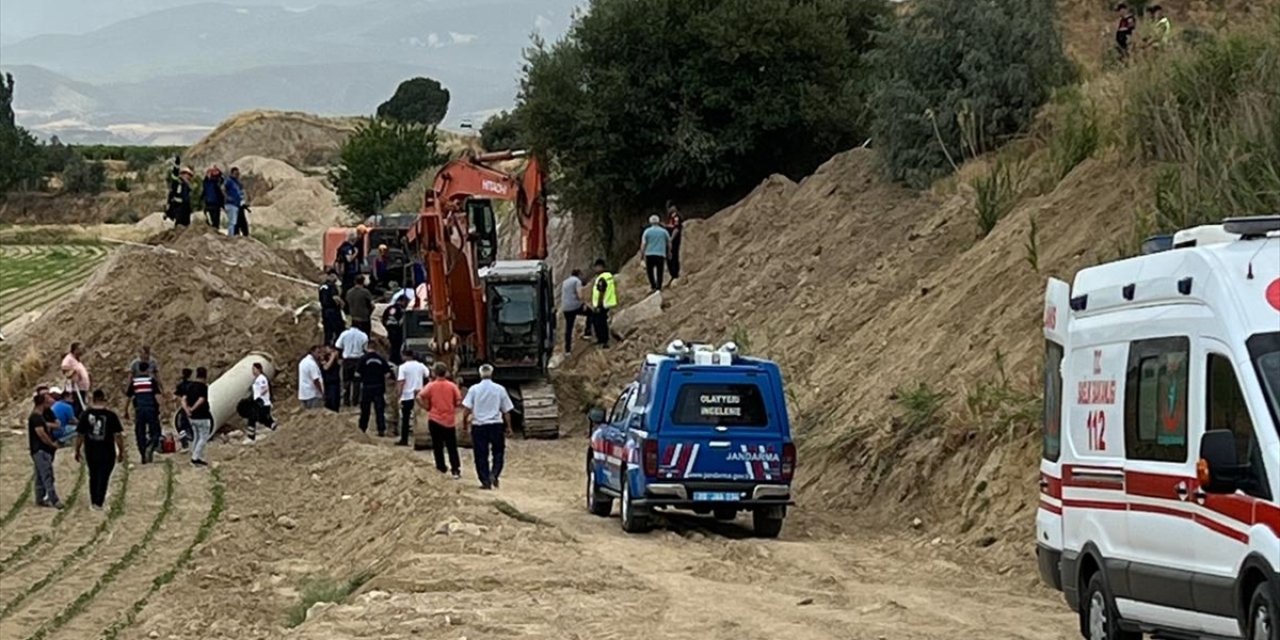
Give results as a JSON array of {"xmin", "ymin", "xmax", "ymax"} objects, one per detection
[{"xmin": 3, "ymin": 0, "xmax": 583, "ymax": 143}]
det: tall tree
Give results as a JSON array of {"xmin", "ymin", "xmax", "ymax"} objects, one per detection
[
  {"xmin": 329, "ymin": 119, "xmax": 447, "ymax": 216},
  {"xmin": 377, "ymin": 77, "xmax": 451, "ymax": 126},
  {"xmin": 0, "ymin": 73, "xmax": 43, "ymax": 196}
]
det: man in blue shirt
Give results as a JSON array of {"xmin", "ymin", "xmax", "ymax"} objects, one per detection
[
  {"xmin": 48, "ymin": 387, "xmax": 79, "ymax": 445},
  {"xmin": 640, "ymin": 214, "xmax": 671, "ymax": 292},
  {"xmin": 224, "ymin": 166, "xmax": 245, "ymax": 237}
]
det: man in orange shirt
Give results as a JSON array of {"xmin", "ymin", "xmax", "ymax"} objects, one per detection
[{"xmin": 418, "ymin": 363, "xmax": 463, "ymax": 479}]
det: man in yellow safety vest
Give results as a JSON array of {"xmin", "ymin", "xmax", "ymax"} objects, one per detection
[{"xmin": 589, "ymin": 258, "xmax": 617, "ymax": 348}]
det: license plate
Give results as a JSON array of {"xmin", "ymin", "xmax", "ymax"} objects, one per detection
[{"xmin": 693, "ymin": 491, "xmax": 739, "ymax": 502}]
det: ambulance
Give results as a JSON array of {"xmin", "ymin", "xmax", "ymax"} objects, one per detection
[{"xmin": 1038, "ymin": 216, "xmax": 1280, "ymax": 640}]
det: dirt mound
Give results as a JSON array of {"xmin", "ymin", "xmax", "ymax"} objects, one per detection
[
  {"xmin": 0, "ymin": 227, "xmax": 323, "ymax": 417},
  {"xmin": 184, "ymin": 111, "xmax": 363, "ymax": 171},
  {"xmin": 561, "ymin": 148, "xmax": 1147, "ymax": 558}
]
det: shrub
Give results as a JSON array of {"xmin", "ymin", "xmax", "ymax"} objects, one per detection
[
  {"xmin": 329, "ymin": 119, "xmax": 447, "ymax": 217},
  {"xmin": 377, "ymin": 77, "xmax": 450, "ymax": 126},
  {"xmin": 971, "ymin": 156, "xmax": 1026, "ymax": 237},
  {"xmin": 1047, "ymin": 88, "xmax": 1101, "ymax": 181},
  {"xmin": 868, "ymin": 0, "xmax": 1074, "ymax": 187},
  {"xmin": 114, "ymin": 177, "xmax": 131, "ymax": 192},
  {"xmin": 1123, "ymin": 20, "xmax": 1280, "ymax": 229},
  {"xmin": 480, "ymin": 110, "xmax": 524, "ymax": 152},
  {"xmin": 63, "ymin": 155, "xmax": 107, "ymax": 194},
  {"xmin": 893, "ymin": 382, "xmax": 948, "ymax": 433},
  {"xmin": 519, "ymin": 0, "xmax": 888, "ymax": 229}
]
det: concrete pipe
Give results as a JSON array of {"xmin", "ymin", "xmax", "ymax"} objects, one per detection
[{"xmin": 208, "ymin": 352, "xmax": 276, "ymax": 428}]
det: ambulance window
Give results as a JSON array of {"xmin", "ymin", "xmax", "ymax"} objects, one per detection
[
  {"xmin": 1043, "ymin": 341, "xmax": 1063, "ymax": 462},
  {"xmin": 1124, "ymin": 337, "xmax": 1190, "ymax": 463},
  {"xmin": 1206, "ymin": 355, "xmax": 1255, "ymax": 464}
]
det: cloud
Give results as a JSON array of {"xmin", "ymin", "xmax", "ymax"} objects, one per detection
[
  {"xmin": 534, "ymin": 15, "xmax": 553, "ymax": 32},
  {"xmin": 449, "ymin": 32, "xmax": 478, "ymax": 44}
]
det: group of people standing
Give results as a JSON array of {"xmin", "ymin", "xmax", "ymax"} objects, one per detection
[
  {"xmin": 25, "ymin": 343, "xmax": 238, "ymax": 512},
  {"xmin": 164, "ymin": 160, "xmax": 249, "ymax": 237},
  {"xmin": 1114, "ymin": 3, "xmax": 1172, "ymax": 60}
]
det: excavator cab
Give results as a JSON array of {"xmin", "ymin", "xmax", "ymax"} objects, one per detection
[
  {"xmin": 466, "ymin": 199, "xmax": 499, "ymax": 269},
  {"xmin": 481, "ymin": 260, "xmax": 555, "ymax": 381}
]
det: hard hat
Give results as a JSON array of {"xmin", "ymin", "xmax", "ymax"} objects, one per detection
[
  {"xmin": 378, "ymin": 244, "xmax": 388, "ymax": 251},
  {"xmin": 48, "ymin": 385, "xmax": 63, "ymax": 395},
  {"xmin": 179, "ymin": 166, "xmax": 194, "ymax": 176},
  {"xmin": 356, "ymin": 224, "xmax": 369, "ymax": 234}
]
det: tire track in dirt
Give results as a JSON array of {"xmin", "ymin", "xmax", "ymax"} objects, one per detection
[
  {"xmin": 0, "ymin": 461, "xmax": 161, "ymax": 640},
  {"xmin": 43, "ymin": 463, "xmax": 211, "ymax": 640},
  {"xmin": 0, "ymin": 463, "xmax": 130, "ymax": 624}
]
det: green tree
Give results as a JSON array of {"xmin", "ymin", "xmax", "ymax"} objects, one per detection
[
  {"xmin": 0, "ymin": 73, "xmax": 44, "ymax": 196},
  {"xmin": 63, "ymin": 153, "xmax": 107, "ymax": 194},
  {"xmin": 519, "ymin": 0, "xmax": 888, "ymax": 225},
  {"xmin": 480, "ymin": 110, "xmax": 524, "ymax": 151},
  {"xmin": 868, "ymin": 0, "xmax": 1073, "ymax": 188},
  {"xmin": 329, "ymin": 119, "xmax": 447, "ymax": 216},
  {"xmin": 376, "ymin": 77, "xmax": 451, "ymax": 126}
]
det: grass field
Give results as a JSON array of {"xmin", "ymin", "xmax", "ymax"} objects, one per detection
[{"xmin": 0, "ymin": 245, "xmax": 111, "ymax": 328}]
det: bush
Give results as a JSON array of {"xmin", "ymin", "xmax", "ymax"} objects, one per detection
[
  {"xmin": 114, "ymin": 177, "xmax": 131, "ymax": 192},
  {"xmin": 63, "ymin": 155, "xmax": 107, "ymax": 194},
  {"xmin": 1047, "ymin": 88, "xmax": 1101, "ymax": 181},
  {"xmin": 893, "ymin": 382, "xmax": 948, "ymax": 434},
  {"xmin": 971, "ymin": 156, "xmax": 1025, "ymax": 237},
  {"xmin": 480, "ymin": 110, "xmax": 524, "ymax": 152},
  {"xmin": 329, "ymin": 119, "xmax": 447, "ymax": 217},
  {"xmin": 1123, "ymin": 20, "xmax": 1280, "ymax": 229},
  {"xmin": 377, "ymin": 77, "xmax": 450, "ymax": 126},
  {"xmin": 868, "ymin": 0, "xmax": 1074, "ymax": 187},
  {"xmin": 519, "ymin": 0, "xmax": 888, "ymax": 227}
]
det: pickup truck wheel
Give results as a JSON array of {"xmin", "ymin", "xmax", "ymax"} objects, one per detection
[
  {"xmin": 620, "ymin": 480, "xmax": 651, "ymax": 534},
  {"xmin": 712, "ymin": 507, "xmax": 737, "ymax": 521},
  {"xmin": 1080, "ymin": 573, "xmax": 1139, "ymax": 640},
  {"xmin": 585, "ymin": 455, "xmax": 613, "ymax": 517},
  {"xmin": 752, "ymin": 508, "xmax": 784, "ymax": 539},
  {"xmin": 1249, "ymin": 582, "xmax": 1277, "ymax": 640}
]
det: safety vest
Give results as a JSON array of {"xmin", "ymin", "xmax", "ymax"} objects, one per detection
[{"xmin": 592, "ymin": 272, "xmax": 618, "ymax": 309}]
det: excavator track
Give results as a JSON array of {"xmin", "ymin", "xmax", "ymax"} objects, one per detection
[{"xmin": 512, "ymin": 380, "xmax": 559, "ymax": 439}]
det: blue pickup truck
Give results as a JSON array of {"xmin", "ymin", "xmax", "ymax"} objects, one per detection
[{"xmin": 585, "ymin": 341, "xmax": 796, "ymax": 538}]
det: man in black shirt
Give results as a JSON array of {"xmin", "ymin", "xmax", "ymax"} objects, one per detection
[
  {"xmin": 28, "ymin": 391, "xmax": 61, "ymax": 508},
  {"xmin": 174, "ymin": 368, "xmax": 194, "ymax": 448},
  {"xmin": 125, "ymin": 360, "xmax": 163, "ymax": 464},
  {"xmin": 356, "ymin": 344, "xmax": 394, "ymax": 436},
  {"xmin": 319, "ymin": 271, "xmax": 344, "ymax": 346},
  {"xmin": 184, "ymin": 367, "xmax": 214, "ymax": 466},
  {"xmin": 75, "ymin": 389, "xmax": 126, "ymax": 510},
  {"xmin": 382, "ymin": 296, "xmax": 407, "ymax": 365}
]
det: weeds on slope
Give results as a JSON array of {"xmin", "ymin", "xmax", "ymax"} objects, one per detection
[
  {"xmin": 971, "ymin": 157, "xmax": 1026, "ymax": 237},
  {"xmin": 892, "ymin": 382, "xmax": 949, "ymax": 435},
  {"xmin": 26, "ymin": 460, "xmax": 176, "ymax": 640},
  {"xmin": 100, "ymin": 467, "xmax": 225, "ymax": 640},
  {"xmin": 0, "ymin": 477, "xmax": 34, "ymax": 531},
  {"xmin": 285, "ymin": 570, "xmax": 375, "ymax": 628},
  {"xmin": 0, "ymin": 464, "xmax": 86, "ymax": 574},
  {"xmin": 0, "ymin": 464, "xmax": 131, "ymax": 621}
]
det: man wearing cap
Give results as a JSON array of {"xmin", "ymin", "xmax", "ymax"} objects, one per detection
[
  {"xmin": 169, "ymin": 167, "xmax": 194, "ymax": 227},
  {"xmin": 461, "ymin": 364, "xmax": 514, "ymax": 490}
]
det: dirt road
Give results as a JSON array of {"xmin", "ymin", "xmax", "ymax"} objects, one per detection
[{"xmin": 2, "ymin": 419, "xmax": 1077, "ymax": 640}]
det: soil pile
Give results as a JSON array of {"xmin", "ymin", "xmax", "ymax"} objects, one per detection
[
  {"xmin": 0, "ymin": 227, "xmax": 322, "ymax": 417},
  {"xmin": 184, "ymin": 111, "xmax": 363, "ymax": 171},
  {"xmin": 560, "ymin": 148, "xmax": 1147, "ymax": 557}
]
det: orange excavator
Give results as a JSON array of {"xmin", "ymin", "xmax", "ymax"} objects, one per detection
[{"xmin": 409, "ymin": 149, "xmax": 559, "ymax": 438}]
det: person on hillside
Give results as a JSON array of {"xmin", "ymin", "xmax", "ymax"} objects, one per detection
[
  {"xmin": 184, "ymin": 367, "xmax": 213, "ymax": 466},
  {"xmin": 174, "ymin": 368, "xmax": 194, "ymax": 448},
  {"xmin": 223, "ymin": 166, "xmax": 245, "ymax": 238},
  {"xmin": 297, "ymin": 346, "xmax": 326, "ymax": 411},
  {"xmin": 356, "ymin": 343, "xmax": 394, "ymax": 436},
  {"xmin": 244, "ymin": 361, "xmax": 275, "ymax": 444},
  {"xmin": 335, "ymin": 324, "xmax": 368, "ymax": 407},
  {"xmin": 1142, "ymin": 5, "xmax": 1172, "ymax": 49},
  {"xmin": 48, "ymin": 387, "xmax": 79, "ymax": 445},
  {"xmin": 560, "ymin": 269, "xmax": 585, "ymax": 354},
  {"xmin": 382, "ymin": 294, "xmax": 407, "ymax": 366},
  {"xmin": 75, "ymin": 389, "xmax": 125, "ymax": 511},
  {"xmin": 1115, "ymin": 3, "xmax": 1137, "ymax": 60},
  {"xmin": 127, "ymin": 345, "xmax": 160, "ymax": 380},
  {"xmin": 590, "ymin": 259, "xmax": 618, "ymax": 348},
  {"xmin": 320, "ymin": 345, "xmax": 342, "ymax": 412},
  {"xmin": 462, "ymin": 364, "xmax": 514, "ymax": 490},
  {"xmin": 29, "ymin": 391, "xmax": 62, "ymax": 509},
  {"xmin": 202, "ymin": 166, "xmax": 225, "ymax": 229},
  {"xmin": 319, "ymin": 271, "xmax": 344, "ymax": 346},
  {"xmin": 344, "ymin": 275, "xmax": 375, "ymax": 335},
  {"xmin": 124, "ymin": 360, "xmax": 163, "ymax": 464},
  {"xmin": 394, "ymin": 349, "xmax": 429, "ymax": 447},
  {"xmin": 666, "ymin": 202, "xmax": 684, "ymax": 280},
  {"xmin": 60, "ymin": 342, "xmax": 90, "ymax": 412},
  {"xmin": 169, "ymin": 167, "xmax": 194, "ymax": 227},
  {"xmin": 336, "ymin": 231, "xmax": 362, "ymax": 296},
  {"xmin": 419, "ymin": 363, "xmax": 463, "ymax": 479},
  {"xmin": 640, "ymin": 215, "xmax": 671, "ymax": 292}
]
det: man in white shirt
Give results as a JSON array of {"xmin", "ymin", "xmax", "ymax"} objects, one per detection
[
  {"xmin": 297, "ymin": 346, "xmax": 325, "ymax": 410},
  {"xmin": 334, "ymin": 326, "xmax": 368, "ymax": 407},
  {"xmin": 394, "ymin": 350, "xmax": 429, "ymax": 447},
  {"xmin": 461, "ymin": 364, "xmax": 514, "ymax": 490},
  {"xmin": 245, "ymin": 361, "xmax": 275, "ymax": 443}
]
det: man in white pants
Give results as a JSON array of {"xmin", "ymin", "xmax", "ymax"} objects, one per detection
[{"xmin": 244, "ymin": 361, "xmax": 275, "ymax": 443}]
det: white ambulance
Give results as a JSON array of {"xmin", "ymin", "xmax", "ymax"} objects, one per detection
[{"xmin": 1038, "ymin": 216, "xmax": 1280, "ymax": 640}]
